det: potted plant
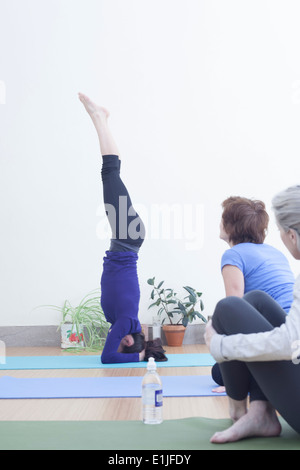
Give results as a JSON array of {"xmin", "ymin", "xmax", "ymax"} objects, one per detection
[
  {"xmin": 147, "ymin": 278, "xmax": 207, "ymax": 346},
  {"xmin": 47, "ymin": 289, "xmax": 109, "ymax": 352}
]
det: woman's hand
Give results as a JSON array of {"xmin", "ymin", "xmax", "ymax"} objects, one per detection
[{"xmin": 204, "ymin": 320, "xmax": 217, "ymax": 350}]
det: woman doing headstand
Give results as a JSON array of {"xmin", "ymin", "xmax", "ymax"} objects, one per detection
[{"xmin": 79, "ymin": 93, "xmax": 167, "ymax": 364}]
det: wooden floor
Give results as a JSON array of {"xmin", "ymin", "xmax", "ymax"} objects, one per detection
[{"xmin": 0, "ymin": 344, "xmax": 229, "ymax": 422}]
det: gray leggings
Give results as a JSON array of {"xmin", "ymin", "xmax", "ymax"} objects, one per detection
[{"xmin": 212, "ymin": 290, "xmax": 300, "ymax": 434}]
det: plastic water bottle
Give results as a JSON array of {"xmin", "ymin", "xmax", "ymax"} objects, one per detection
[{"xmin": 142, "ymin": 357, "xmax": 163, "ymax": 424}]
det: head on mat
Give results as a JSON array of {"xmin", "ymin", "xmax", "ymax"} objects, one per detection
[
  {"xmin": 120, "ymin": 333, "xmax": 168, "ymax": 362},
  {"xmin": 220, "ymin": 196, "xmax": 269, "ymax": 247}
]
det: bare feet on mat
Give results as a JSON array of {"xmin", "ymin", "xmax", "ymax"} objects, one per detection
[
  {"xmin": 210, "ymin": 401, "xmax": 281, "ymax": 444},
  {"xmin": 212, "ymin": 386, "xmax": 226, "ymax": 394}
]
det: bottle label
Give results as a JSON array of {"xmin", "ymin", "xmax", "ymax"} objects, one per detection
[
  {"xmin": 155, "ymin": 390, "xmax": 163, "ymax": 407},
  {"xmin": 142, "ymin": 386, "xmax": 163, "ymax": 407}
]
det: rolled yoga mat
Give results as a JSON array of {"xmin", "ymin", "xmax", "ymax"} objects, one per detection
[
  {"xmin": 0, "ymin": 375, "xmax": 226, "ymax": 398},
  {"xmin": 0, "ymin": 417, "xmax": 298, "ymax": 450},
  {"xmin": 0, "ymin": 353, "xmax": 214, "ymax": 370}
]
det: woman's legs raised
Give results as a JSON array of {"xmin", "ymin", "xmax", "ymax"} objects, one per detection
[
  {"xmin": 78, "ymin": 93, "xmax": 119, "ymax": 157},
  {"xmin": 79, "ymin": 93, "xmax": 145, "ymax": 249}
]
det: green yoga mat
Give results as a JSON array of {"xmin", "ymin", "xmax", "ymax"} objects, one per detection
[{"xmin": 0, "ymin": 418, "xmax": 299, "ymax": 450}]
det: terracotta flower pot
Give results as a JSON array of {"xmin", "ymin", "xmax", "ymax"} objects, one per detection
[{"xmin": 162, "ymin": 324, "xmax": 186, "ymax": 347}]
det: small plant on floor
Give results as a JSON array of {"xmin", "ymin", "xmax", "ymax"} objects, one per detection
[
  {"xmin": 147, "ymin": 278, "xmax": 206, "ymax": 327},
  {"xmin": 46, "ymin": 289, "xmax": 109, "ymax": 352}
]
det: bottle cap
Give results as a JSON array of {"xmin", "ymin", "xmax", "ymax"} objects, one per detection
[{"xmin": 147, "ymin": 357, "xmax": 156, "ymax": 370}]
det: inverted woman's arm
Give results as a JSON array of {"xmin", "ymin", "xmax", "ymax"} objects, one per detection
[
  {"xmin": 210, "ymin": 277, "xmax": 300, "ymax": 363},
  {"xmin": 101, "ymin": 318, "xmax": 140, "ymax": 364}
]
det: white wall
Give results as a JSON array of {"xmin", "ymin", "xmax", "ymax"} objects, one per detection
[{"xmin": 0, "ymin": 0, "xmax": 300, "ymax": 327}]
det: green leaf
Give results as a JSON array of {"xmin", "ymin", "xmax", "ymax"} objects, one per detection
[
  {"xmin": 183, "ymin": 302, "xmax": 193, "ymax": 308},
  {"xmin": 183, "ymin": 286, "xmax": 195, "ymax": 295},
  {"xmin": 195, "ymin": 311, "xmax": 207, "ymax": 323},
  {"xmin": 177, "ymin": 302, "xmax": 187, "ymax": 314},
  {"xmin": 147, "ymin": 278, "xmax": 155, "ymax": 286},
  {"xmin": 148, "ymin": 301, "xmax": 159, "ymax": 310}
]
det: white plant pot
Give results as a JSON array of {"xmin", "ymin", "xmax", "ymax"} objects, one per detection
[{"xmin": 60, "ymin": 323, "xmax": 84, "ymax": 349}]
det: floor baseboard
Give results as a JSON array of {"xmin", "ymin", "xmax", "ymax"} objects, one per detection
[
  {"xmin": 0, "ymin": 324, "xmax": 206, "ymax": 347},
  {"xmin": 0, "ymin": 326, "xmax": 61, "ymax": 347}
]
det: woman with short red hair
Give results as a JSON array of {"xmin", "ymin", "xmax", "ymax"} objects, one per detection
[{"xmin": 219, "ymin": 196, "xmax": 294, "ymax": 309}]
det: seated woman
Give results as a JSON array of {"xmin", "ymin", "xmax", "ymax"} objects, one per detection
[
  {"xmin": 79, "ymin": 93, "xmax": 167, "ymax": 364},
  {"xmin": 205, "ymin": 185, "xmax": 300, "ymax": 444},
  {"xmin": 212, "ymin": 196, "xmax": 295, "ymax": 390},
  {"xmin": 220, "ymin": 196, "xmax": 294, "ymax": 307}
]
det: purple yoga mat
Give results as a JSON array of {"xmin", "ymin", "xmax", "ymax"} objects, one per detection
[{"xmin": 0, "ymin": 375, "xmax": 225, "ymax": 399}]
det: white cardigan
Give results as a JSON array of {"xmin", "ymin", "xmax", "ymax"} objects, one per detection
[{"xmin": 210, "ymin": 274, "xmax": 300, "ymax": 364}]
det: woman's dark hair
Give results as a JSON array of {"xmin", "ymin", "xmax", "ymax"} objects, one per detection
[
  {"xmin": 144, "ymin": 338, "xmax": 168, "ymax": 362},
  {"xmin": 123, "ymin": 333, "xmax": 168, "ymax": 362},
  {"xmin": 122, "ymin": 332, "xmax": 146, "ymax": 354},
  {"xmin": 222, "ymin": 196, "xmax": 269, "ymax": 245}
]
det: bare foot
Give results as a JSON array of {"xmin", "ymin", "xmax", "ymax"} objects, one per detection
[
  {"xmin": 212, "ymin": 386, "xmax": 226, "ymax": 394},
  {"xmin": 78, "ymin": 93, "xmax": 110, "ymax": 121},
  {"xmin": 78, "ymin": 93, "xmax": 120, "ymax": 156},
  {"xmin": 210, "ymin": 401, "xmax": 281, "ymax": 444}
]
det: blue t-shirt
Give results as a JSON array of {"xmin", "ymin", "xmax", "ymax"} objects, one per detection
[
  {"xmin": 221, "ymin": 243, "xmax": 295, "ymax": 312},
  {"xmin": 100, "ymin": 251, "xmax": 142, "ymax": 364}
]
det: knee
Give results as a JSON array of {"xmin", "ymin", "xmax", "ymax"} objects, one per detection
[
  {"xmin": 214, "ymin": 296, "xmax": 243, "ymax": 317},
  {"xmin": 243, "ymin": 290, "xmax": 271, "ymax": 306},
  {"xmin": 212, "ymin": 296, "xmax": 244, "ymax": 332}
]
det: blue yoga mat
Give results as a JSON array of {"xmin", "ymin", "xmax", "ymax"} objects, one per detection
[
  {"xmin": 0, "ymin": 353, "xmax": 214, "ymax": 370},
  {"xmin": 0, "ymin": 375, "xmax": 225, "ymax": 399}
]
